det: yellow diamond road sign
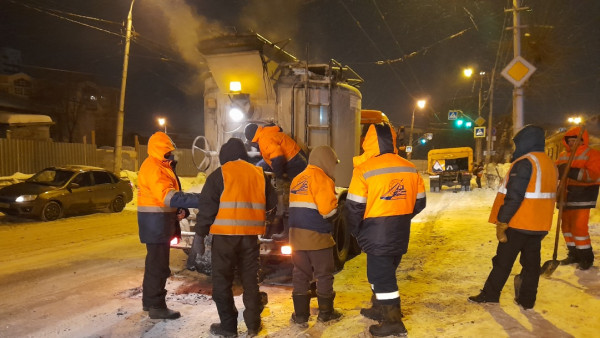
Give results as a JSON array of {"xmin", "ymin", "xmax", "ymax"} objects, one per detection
[{"xmin": 501, "ymin": 56, "xmax": 536, "ymax": 87}]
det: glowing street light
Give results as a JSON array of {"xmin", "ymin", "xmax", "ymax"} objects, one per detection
[
  {"xmin": 408, "ymin": 99, "xmax": 427, "ymax": 160},
  {"xmin": 463, "ymin": 68, "xmax": 474, "ymax": 78},
  {"xmin": 568, "ymin": 116, "xmax": 582, "ymax": 125},
  {"xmin": 157, "ymin": 117, "xmax": 167, "ymax": 133}
]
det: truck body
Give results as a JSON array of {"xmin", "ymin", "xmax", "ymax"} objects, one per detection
[
  {"xmin": 427, "ymin": 147, "xmax": 473, "ymax": 192},
  {"xmin": 173, "ymin": 34, "xmax": 372, "ymax": 271}
]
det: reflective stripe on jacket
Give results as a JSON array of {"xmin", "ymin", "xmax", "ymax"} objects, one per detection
[
  {"xmin": 289, "ymin": 165, "xmax": 337, "ymax": 250},
  {"xmin": 211, "ymin": 160, "xmax": 267, "ymax": 235},
  {"xmin": 489, "ymin": 152, "xmax": 557, "ymax": 231}
]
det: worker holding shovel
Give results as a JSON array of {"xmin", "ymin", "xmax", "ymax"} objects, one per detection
[
  {"xmin": 469, "ymin": 125, "xmax": 558, "ymax": 310},
  {"xmin": 555, "ymin": 126, "xmax": 600, "ymax": 270}
]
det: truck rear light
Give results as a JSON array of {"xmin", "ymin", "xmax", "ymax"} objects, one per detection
[
  {"xmin": 170, "ymin": 237, "xmax": 180, "ymax": 246},
  {"xmin": 280, "ymin": 245, "xmax": 292, "ymax": 255}
]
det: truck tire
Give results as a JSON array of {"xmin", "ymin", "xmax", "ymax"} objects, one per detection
[{"xmin": 332, "ymin": 197, "xmax": 350, "ymax": 271}]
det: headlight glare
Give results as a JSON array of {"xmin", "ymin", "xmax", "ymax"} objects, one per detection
[{"xmin": 16, "ymin": 195, "xmax": 37, "ymax": 202}]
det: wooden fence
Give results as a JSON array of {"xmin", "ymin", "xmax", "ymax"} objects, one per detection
[{"xmin": 0, "ymin": 138, "xmax": 200, "ymax": 177}]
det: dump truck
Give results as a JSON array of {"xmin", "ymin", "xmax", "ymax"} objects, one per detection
[
  {"xmin": 172, "ymin": 34, "xmax": 387, "ymax": 272},
  {"xmin": 427, "ymin": 147, "xmax": 473, "ymax": 192}
]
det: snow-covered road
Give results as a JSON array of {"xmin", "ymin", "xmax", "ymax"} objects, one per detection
[{"xmin": 1, "ymin": 177, "xmax": 599, "ymax": 337}]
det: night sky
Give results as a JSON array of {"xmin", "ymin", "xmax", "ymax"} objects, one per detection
[{"xmin": 1, "ymin": 0, "xmax": 599, "ymax": 148}]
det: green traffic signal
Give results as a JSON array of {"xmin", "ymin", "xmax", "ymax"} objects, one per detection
[{"xmin": 455, "ymin": 119, "xmax": 464, "ymax": 127}]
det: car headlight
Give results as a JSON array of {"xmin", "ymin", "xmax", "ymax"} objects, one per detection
[{"xmin": 16, "ymin": 195, "xmax": 37, "ymax": 202}]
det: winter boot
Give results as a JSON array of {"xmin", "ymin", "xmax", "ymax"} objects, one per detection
[
  {"xmin": 577, "ymin": 248, "xmax": 595, "ymax": 270},
  {"xmin": 317, "ymin": 292, "xmax": 342, "ymax": 322},
  {"xmin": 209, "ymin": 323, "xmax": 238, "ymax": 337},
  {"xmin": 560, "ymin": 246, "xmax": 579, "ymax": 265},
  {"xmin": 369, "ymin": 304, "xmax": 407, "ymax": 337},
  {"xmin": 468, "ymin": 291, "xmax": 499, "ymax": 304},
  {"xmin": 148, "ymin": 307, "xmax": 181, "ymax": 320},
  {"xmin": 360, "ymin": 294, "xmax": 383, "ymax": 321},
  {"xmin": 291, "ymin": 293, "xmax": 311, "ymax": 326}
]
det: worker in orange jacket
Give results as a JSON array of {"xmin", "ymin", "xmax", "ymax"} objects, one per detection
[
  {"xmin": 137, "ymin": 132, "xmax": 200, "ymax": 319},
  {"xmin": 345, "ymin": 123, "xmax": 426, "ymax": 337},
  {"xmin": 244, "ymin": 123, "xmax": 307, "ymax": 180},
  {"xmin": 194, "ymin": 138, "xmax": 277, "ymax": 337},
  {"xmin": 288, "ymin": 145, "xmax": 342, "ymax": 326},
  {"xmin": 244, "ymin": 123, "xmax": 308, "ymax": 240},
  {"xmin": 469, "ymin": 125, "xmax": 557, "ymax": 310},
  {"xmin": 556, "ymin": 126, "xmax": 600, "ymax": 270}
]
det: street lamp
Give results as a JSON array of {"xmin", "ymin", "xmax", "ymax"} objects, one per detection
[
  {"xmin": 157, "ymin": 117, "xmax": 167, "ymax": 133},
  {"xmin": 408, "ymin": 99, "xmax": 427, "ymax": 160},
  {"xmin": 568, "ymin": 116, "xmax": 582, "ymax": 125}
]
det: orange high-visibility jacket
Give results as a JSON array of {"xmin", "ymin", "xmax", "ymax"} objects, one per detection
[
  {"xmin": 288, "ymin": 165, "xmax": 337, "ymax": 250},
  {"xmin": 346, "ymin": 123, "xmax": 426, "ymax": 256},
  {"xmin": 210, "ymin": 160, "xmax": 267, "ymax": 235},
  {"xmin": 137, "ymin": 132, "xmax": 179, "ymax": 243},
  {"xmin": 252, "ymin": 125, "xmax": 301, "ymax": 167},
  {"xmin": 489, "ymin": 152, "xmax": 557, "ymax": 231},
  {"xmin": 556, "ymin": 127, "xmax": 600, "ymax": 209}
]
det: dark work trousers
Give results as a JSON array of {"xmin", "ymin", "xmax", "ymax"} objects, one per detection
[
  {"xmin": 211, "ymin": 235, "xmax": 262, "ymax": 332},
  {"xmin": 291, "ymin": 247, "xmax": 335, "ymax": 296},
  {"xmin": 142, "ymin": 243, "xmax": 171, "ymax": 309},
  {"xmin": 482, "ymin": 228, "xmax": 545, "ymax": 308},
  {"xmin": 366, "ymin": 253, "xmax": 403, "ymax": 306}
]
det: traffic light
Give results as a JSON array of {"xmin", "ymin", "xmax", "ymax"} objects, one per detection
[
  {"xmin": 454, "ymin": 118, "xmax": 473, "ymax": 128},
  {"xmin": 420, "ymin": 138, "xmax": 427, "ymax": 145}
]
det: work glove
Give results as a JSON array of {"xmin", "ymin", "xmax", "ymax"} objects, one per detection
[
  {"xmin": 176, "ymin": 208, "xmax": 190, "ymax": 221},
  {"xmin": 496, "ymin": 222, "xmax": 508, "ymax": 243}
]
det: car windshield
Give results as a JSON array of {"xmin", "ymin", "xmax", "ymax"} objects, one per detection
[{"xmin": 27, "ymin": 169, "xmax": 75, "ymax": 186}]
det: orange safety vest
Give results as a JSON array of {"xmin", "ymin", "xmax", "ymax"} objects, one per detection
[
  {"xmin": 489, "ymin": 152, "xmax": 557, "ymax": 231},
  {"xmin": 211, "ymin": 160, "xmax": 267, "ymax": 235}
]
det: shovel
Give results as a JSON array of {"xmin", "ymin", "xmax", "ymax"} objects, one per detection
[{"xmin": 540, "ymin": 126, "xmax": 585, "ymax": 277}]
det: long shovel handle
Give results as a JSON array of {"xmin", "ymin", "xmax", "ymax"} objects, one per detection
[{"xmin": 552, "ymin": 126, "xmax": 586, "ymax": 260}]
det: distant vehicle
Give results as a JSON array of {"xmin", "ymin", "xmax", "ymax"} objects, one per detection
[
  {"xmin": 427, "ymin": 147, "xmax": 473, "ymax": 192},
  {"xmin": 0, "ymin": 165, "xmax": 134, "ymax": 221}
]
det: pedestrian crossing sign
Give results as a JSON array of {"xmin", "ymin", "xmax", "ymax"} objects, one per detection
[
  {"xmin": 474, "ymin": 127, "xmax": 486, "ymax": 138},
  {"xmin": 448, "ymin": 110, "xmax": 458, "ymax": 120}
]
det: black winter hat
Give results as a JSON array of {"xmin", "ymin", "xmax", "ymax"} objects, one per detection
[
  {"xmin": 219, "ymin": 138, "xmax": 250, "ymax": 165},
  {"xmin": 244, "ymin": 123, "xmax": 258, "ymax": 142}
]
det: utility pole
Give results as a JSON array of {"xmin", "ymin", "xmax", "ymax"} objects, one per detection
[
  {"xmin": 475, "ymin": 72, "xmax": 483, "ymax": 164},
  {"xmin": 508, "ymin": 0, "xmax": 526, "ymax": 137},
  {"xmin": 485, "ymin": 69, "xmax": 496, "ymax": 165},
  {"xmin": 113, "ymin": 0, "xmax": 134, "ymax": 174}
]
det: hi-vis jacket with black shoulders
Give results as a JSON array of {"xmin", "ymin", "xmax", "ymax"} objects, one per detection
[
  {"xmin": 556, "ymin": 126, "xmax": 600, "ymax": 209},
  {"xmin": 345, "ymin": 123, "xmax": 426, "ymax": 256},
  {"xmin": 489, "ymin": 125, "xmax": 558, "ymax": 232},
  {"xmin": 137, "ymin": 132, "xmax": 199, "ymax": 244}
]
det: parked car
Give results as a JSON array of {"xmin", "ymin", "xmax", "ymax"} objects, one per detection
[{"xmin": 0, "ymin": 165, "xmax": 134, "ymax": 221}]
